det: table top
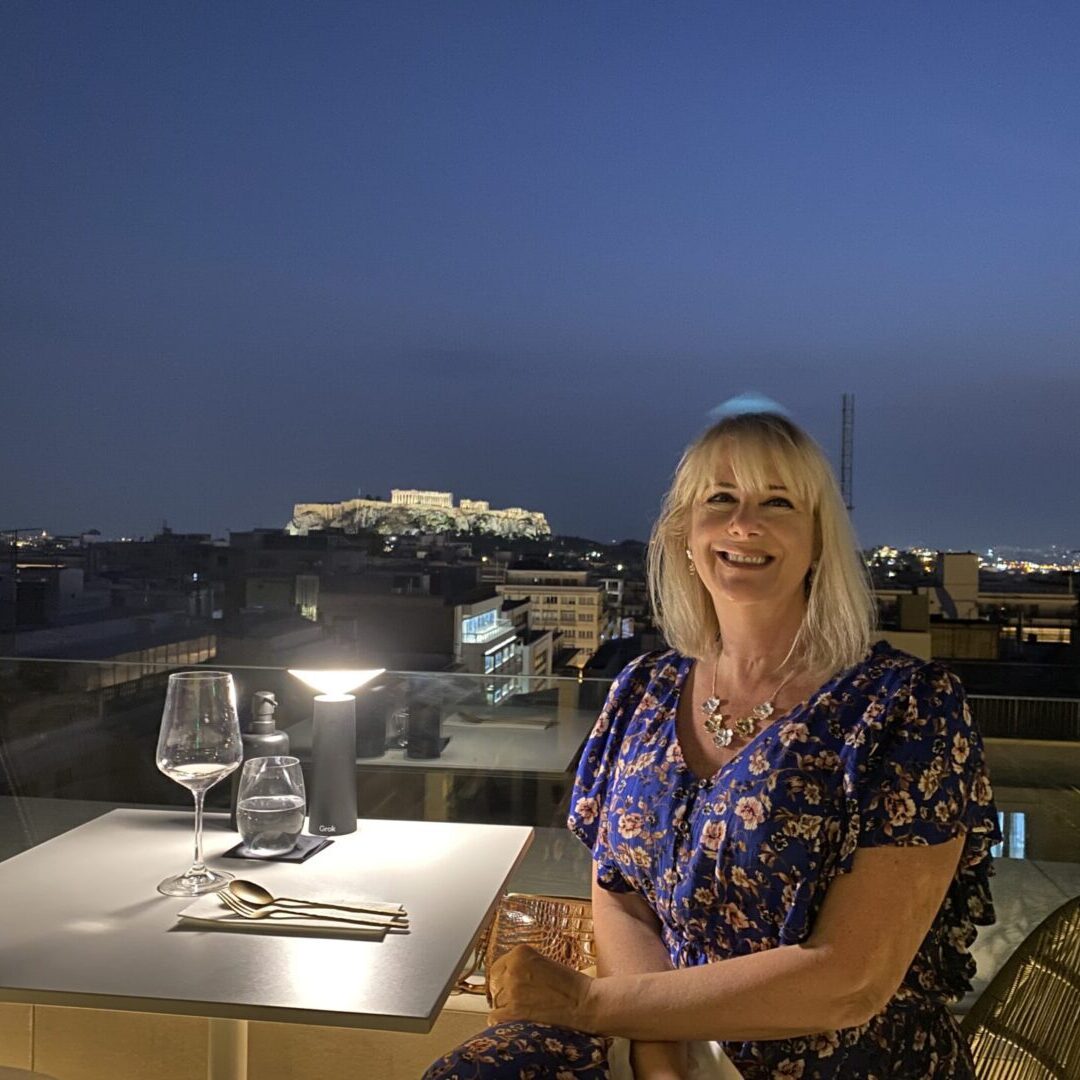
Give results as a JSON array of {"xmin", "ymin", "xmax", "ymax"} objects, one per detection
[
  {"xmin": 287, "ymin": 706, "xmax": 596, "ymax": 777},
  {"xmin": 0, "ymin": 808, "xmax": 532, "ymax": 1033}
]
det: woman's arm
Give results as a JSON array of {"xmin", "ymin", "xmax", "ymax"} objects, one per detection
[
  {"xmin": 591, "ymin": 879, "xmax": 688, "ymax": 1080},
  {"xmin": 491, "ymin": 836, "xmax": 964, "ymax": 1041}
]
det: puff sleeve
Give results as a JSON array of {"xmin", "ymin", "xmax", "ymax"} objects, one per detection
[
  {"xmin": 567, "ymin": 652, "xmax": 658, "ymax": 893},
  {"xmin": 839, "ymin": 661, "xmax": 1002, "ymax": 998},
  {"xmin": 847, "ymin": 663, "xmax": 999, "ymax": 855}
]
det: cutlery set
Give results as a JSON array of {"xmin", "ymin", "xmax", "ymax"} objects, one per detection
[{"xmin": 216, "ymin": 881, "xmax": 409, "ymax": 932}]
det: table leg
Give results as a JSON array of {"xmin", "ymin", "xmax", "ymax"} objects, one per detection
[
  {"xmin": 208, "ymin": 1017, "xmax": 248, "ymax": 1080},
  {"xmin": 424, "ymin": 773, "xmax": 452, "ymax": 821}
]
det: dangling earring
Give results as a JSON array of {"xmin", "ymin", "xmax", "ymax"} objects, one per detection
[{"xmin": 686, "ymin": 548, "xmax": 696, "ymax": 576}]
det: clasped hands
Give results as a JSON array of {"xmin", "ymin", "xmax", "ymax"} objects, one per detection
[
  {"xmin": 487, "ymin": 944, "xmax": 599, "ymax": 1031},
  {"xmin": 488, "ymin": 948, "xmax": 689, "ymax": 1080}
]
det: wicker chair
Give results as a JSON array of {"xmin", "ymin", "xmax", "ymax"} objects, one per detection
[
  {"xmin": 961, "ymin": 894, "xmax": 1080, "ymax": 1079},
  {"xmin": 462, "ymin": 891, "xmax": 1080, "ymax": 1078},
  {"xmin": 455, "ymin": 893, "xmax": 596, "ymax": 999}
]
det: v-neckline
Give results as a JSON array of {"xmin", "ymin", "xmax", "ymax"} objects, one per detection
[{"xmin": 667, "ymin": 652, "xmax": 823, "ymax": 787}]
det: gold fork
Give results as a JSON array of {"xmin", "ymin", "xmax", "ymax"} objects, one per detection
[{"xmin": 219, "ymin": 889, "xmax": 408, "ymax": 930}]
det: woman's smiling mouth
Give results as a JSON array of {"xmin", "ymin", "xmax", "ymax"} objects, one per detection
[{"xmin": 718, "ymin": 550, "xmax": 774, "ymax": 567}]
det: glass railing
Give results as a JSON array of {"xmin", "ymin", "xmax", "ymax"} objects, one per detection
[
  {"xmin": 0, "ymin": 655, "xmax": 610, "ymax": 896},
  {"xmin": 1, "ymin": 653, "xmax": 1077, "ymax": 1013},
  {"xmin": 969, "ymin": 693, "xmax": 1080, "ymax": 740}
]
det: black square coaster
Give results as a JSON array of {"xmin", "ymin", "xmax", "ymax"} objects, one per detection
[{"xmin": 221, "ymin": 834, "xmax": 334, "ymax": 863}]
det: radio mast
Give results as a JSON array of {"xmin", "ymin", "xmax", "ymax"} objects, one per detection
[{"xmin": 840, "ymin": 394, "xmax": 854, "ymax": 512}]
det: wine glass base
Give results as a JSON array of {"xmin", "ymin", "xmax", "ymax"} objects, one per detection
[{"xmin": 157, "ymin": 867, "xmax": 234, "ymax": 897}]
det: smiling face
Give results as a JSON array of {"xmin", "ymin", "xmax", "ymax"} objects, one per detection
[
  {"xmin": 686, "ymin": 442, "xmax": 818, "ymax": 616},
  {"xmin": 649, "ymin": 412, "xmax": 873, "ymax": 668}
]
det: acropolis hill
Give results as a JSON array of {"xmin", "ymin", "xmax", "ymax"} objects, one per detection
[{"xmin": 287, "ymin": 489, "xmax": 552, "ymax": 539}]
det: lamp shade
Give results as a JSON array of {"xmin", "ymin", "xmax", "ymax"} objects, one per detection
[{"xmin": 288, "ymin": 669, "xmax": 384, "ymax": 698}]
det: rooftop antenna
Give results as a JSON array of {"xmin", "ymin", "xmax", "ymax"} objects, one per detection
[{"xmin": 840, "ymin": 393, "xmax": 854, "ymax": 512}]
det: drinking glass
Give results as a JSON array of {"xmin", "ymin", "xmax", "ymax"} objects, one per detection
[
  {"xmin": 236, "ymin": 755, "xmax": 306, "ymax": 856},
  {"xmin": 388, "ymin": 706, "xmax": 409, "ymax": 749},
  {"xmin": 155, "ymin": 671, "xmax": 243, "ymax": 896}
]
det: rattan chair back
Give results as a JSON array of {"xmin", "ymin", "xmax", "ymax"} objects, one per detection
[
  {"xmin": 961, "ymin": 894, "xmax": 1080, "ymax": 1079},
  {"xmin": 454, "ymin": 893, "xmax": 596, "ymax": 1002}
]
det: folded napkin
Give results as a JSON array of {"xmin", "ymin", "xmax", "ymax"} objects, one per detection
[{"xmin": 177, "ymin": 893, "xmax": 403, "ymax": 937}]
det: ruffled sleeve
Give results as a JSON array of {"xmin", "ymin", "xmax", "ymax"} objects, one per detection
[
  {"xmin": 839, "ymin": 660, "xmax": 1002, "ymax": 999},
  {"xmin": 846, "ymin": 662, "xmax": 999, "ymax": 854},
  {"xmin": 567, "ymin": 652, "xmax": 660, "ymax": 893}
]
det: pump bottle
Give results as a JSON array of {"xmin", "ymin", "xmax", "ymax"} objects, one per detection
[{"xmin": 229, "ymin": 690, "xmax": 291, "ymax": 829}]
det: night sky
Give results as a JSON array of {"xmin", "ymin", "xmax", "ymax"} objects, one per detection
[{"xmin": 3, "ymin": 2, "xmax": 1079, "ymax": 552}]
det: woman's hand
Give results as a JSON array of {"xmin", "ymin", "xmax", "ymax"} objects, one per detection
[{"xmin": 487, "ymin": 945, "xmax": 600, "ymax": 1031}]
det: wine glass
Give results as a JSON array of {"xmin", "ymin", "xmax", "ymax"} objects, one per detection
[{"xmin": 155, "ymin": 671, "xmax": 243, "ymax": 896}]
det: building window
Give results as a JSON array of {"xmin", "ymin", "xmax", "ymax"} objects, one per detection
[
  {"xmin": 462, "ymin": 609, "xmax": 499, "ymax": 642},
  {"xmin": 484, "ymin": 641, "xmax": 517, "ymax": 673},
  {"xmin": 467, "ymin": 609, "xmax": 496, "ymax": 634}
]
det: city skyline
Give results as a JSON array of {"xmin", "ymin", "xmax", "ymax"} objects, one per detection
[
  {"xmin": 3, "ymin": 3, "xmax": 1080, "ymax": 550},
  {"xmin": 8, "ymin": 512, "xmax": 1080, "ymax": 568}
]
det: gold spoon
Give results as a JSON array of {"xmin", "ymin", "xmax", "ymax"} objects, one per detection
[
  {"xmin": 228, "ymin": 879, "xmax": 407, "ymax": 920},
  {"xmin": 219, "ymin": 890, "xmax": 407, "ymax": 931}
]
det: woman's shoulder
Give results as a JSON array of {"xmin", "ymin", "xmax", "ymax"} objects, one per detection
[
  {"xmin": 602, "ymin": 646, "xmax": 687, "ymax": 696},
  {"xmin": 806, "ymin": 641, "xmax": 964, "ymax": 737},
  {"xmin": 838, "ymin": 638, "xmax": 960, "ymax": 695},
  {"xmin": 591, "ymin": 647, "xmax": 686, "ymax": 732}
]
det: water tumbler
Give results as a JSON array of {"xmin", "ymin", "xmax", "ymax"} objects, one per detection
[{"xmin": 236, "ymin": 755, "xmax": 306, "ymax": 856}]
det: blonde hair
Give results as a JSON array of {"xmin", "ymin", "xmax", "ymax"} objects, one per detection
[{"xmin": 646, "ymin": 412, "xmax": 876, "ymax": 677}]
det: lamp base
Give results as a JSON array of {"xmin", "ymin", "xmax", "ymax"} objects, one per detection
[{"xmin": 307, "ymin": 694, "xmax": 358, "ymax": 836}]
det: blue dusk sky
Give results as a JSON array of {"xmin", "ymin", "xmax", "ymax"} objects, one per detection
[{"xmin": 2, "ymin": 2, "xmax": 1079, "ymax": 551}]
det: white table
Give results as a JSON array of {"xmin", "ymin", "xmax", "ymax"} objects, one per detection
[{"xmin": 0, "ymin": 808, "xmax": 533, "ymax": 1079}]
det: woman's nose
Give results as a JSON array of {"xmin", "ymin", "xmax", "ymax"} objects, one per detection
[{"xmin": 727, "ymin": 502, "xmax": 762, "ymax": 535}]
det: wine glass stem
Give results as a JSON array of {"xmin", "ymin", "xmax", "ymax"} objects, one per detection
[{"xmin": 190, "ymin": 788, "xmax": 207, "ymax": 876}]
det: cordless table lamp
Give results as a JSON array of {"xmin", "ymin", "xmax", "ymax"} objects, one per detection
[{"xmin": 288, "ymin": 669, "xmax": 384, "ymax": 836}]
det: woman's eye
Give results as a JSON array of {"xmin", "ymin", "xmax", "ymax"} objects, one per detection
[
  {"xmin": 706, "ymin": 492, "xmax": 735, "ymax": 504},
  {"xmin": 765, "ymin": 496, "xmax": 794, "ymax": 508}
]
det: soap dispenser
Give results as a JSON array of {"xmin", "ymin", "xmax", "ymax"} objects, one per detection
[{"xmin": 229, "ymin": 690, "xmax": 291, "ymax": 829}]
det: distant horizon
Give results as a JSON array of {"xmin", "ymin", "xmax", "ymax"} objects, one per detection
[{"xmin": 9, "ymin": 516, "xmax": 1078, "ymax": 564}]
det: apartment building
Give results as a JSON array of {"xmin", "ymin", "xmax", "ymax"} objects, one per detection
[
  {"xmin": 452, "ymin": 593, "xmax": 554, "ymax": 691},
  {"xmin": 876, "ymin": 551, "xmax": 1078, "ymax": 659},
  {"xmin": 496, "ymin": 569, "xmax": 605, "ymax": 657}
]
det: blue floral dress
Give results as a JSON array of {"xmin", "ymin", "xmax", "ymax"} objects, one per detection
[{"xmin": 423, "ymin": 642, "xmax": 1001, "ymax": 1080}]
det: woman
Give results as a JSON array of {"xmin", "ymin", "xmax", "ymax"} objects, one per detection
[{"xmin": 424, "ymin": 410, "xmax": 1000, "ymax": 1080}]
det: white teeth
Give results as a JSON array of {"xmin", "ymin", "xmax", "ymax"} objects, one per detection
[{"xmin": 724, "ymin": 552, "xmax": 769, "ymax": 565}]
